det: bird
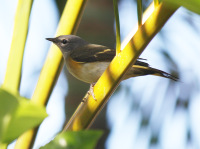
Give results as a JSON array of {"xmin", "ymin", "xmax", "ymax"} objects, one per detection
[{"xmin": 46, "ymin": 35, "xmax": 178, "ymax": 99}]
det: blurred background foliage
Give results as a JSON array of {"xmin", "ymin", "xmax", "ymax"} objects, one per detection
[{"xmin": 0, "ymin": 0, "xmax": 200, "ymax": 148}]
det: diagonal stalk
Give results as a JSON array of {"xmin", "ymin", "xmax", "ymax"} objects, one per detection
[
  {"xmin": 63, "ymin": 2, "xmax": 179, "ymax": 131},
  {"xmin": 14, "ymin": 0, "xmax": 88, "ymax": 149}
]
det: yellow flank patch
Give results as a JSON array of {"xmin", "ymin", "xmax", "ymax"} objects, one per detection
[
  {"xmin": 68, "ymin": 57, "xmax": 82, "ymax": 69},
  {"xmin": 96, "ymin": 49, "xmax": 111, "ymax": 54},
  {"xmin": 104, "ymin": 49, "xmax": 112, "ymax": 52}
]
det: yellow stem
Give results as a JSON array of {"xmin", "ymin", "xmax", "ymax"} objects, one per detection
[{"xmin": 2, "ymin": 0, "xmax": 33, "ymax": 94}]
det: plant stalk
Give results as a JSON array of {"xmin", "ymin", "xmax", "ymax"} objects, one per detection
[{"xmin": 2, "ymin": 0, "xmax": 33, "ymax": 94}]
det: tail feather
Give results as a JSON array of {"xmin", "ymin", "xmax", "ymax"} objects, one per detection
[
  {"xmin": 128, "ymin": 65, "xmax": 179, "ymax": 81},
  {"xmin": 148, "ymin": 67, "xmax": 179, "ymax": 81}
]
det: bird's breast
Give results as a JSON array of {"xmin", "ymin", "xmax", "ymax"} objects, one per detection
[{"xmin": 65, "ymin": 57, "xmax": 110, "ymax": 84}]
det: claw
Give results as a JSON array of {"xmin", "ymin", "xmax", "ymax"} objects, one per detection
[{"xmin": 88, "ymin": 82, "xmax": 96, "ymax": 100}]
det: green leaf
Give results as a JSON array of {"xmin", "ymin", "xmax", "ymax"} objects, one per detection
[
  {"xmin": 0, "ymin": 88, "xmax": 48, "ymax": 143},
  {"xmin": 137, "ymin": 0, "xmax": 143, "ymax": 27},
  {"xmin": 40, "ymin": 130, "xmax": 103, "ymax": 149},
  {"xmin": 0, "ymin": 88, "xmax": 19, "ymax": 142},
  {"xmin": 162, "ymin": 0, "xmax": 200, "ymax": 15}
]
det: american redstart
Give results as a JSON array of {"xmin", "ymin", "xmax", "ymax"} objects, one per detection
[{"xmin": 46, "ymin": 35, "xmax": 178, "ymax": 99}]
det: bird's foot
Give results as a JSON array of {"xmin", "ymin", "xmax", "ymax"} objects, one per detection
[{"xmin": 88, "ymin": 82, "xmax": 96, "ymax": 101}]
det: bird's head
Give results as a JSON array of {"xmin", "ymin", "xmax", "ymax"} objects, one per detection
[{"xmin": 46, "ymin": 35, "xmax": 88, "ymax": 56}]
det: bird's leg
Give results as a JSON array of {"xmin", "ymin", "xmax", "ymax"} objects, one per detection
[{"xmin": 88, "ymin": 82, "xmax": 96, "ymax": 100}]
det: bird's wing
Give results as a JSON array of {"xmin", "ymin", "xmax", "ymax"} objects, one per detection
[
  {"xmin": 70, "ymin": 44, "xmax": 149, "ymax": 67},
  {"xmin": 70, "ymin": 44, "xmax": 115, "ymax": 62}
]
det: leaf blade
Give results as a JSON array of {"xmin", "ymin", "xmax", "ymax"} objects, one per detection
[
  {"xmin": 163, "ymin": 0, "xmax": 200, "ymax": 15},
  {"xmin": 113, "ymin": 0, "xmax": 121, "ymax": 55},
  {"xmin": 0, "ymin": 88, "xmax": 48, "ymax": 143}
]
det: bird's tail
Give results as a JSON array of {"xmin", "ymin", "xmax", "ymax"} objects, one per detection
[{"xmin": 127, "ymin": 65, "xmax": 179, "ymax": 81}]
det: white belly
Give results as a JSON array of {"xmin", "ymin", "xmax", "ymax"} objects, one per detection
[{"xmin": 66, "ymin": 60, "xmax": 110, "ymax": 84}]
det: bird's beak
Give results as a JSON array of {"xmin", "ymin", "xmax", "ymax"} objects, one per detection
[{"xmin": 46, "ymin": 38, "xmax": 57, "ymax": 43}]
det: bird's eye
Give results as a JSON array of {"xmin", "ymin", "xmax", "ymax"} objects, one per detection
[{"xmin": 62, "ymin": 39, "xmax": 67, "ymax": 44}]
